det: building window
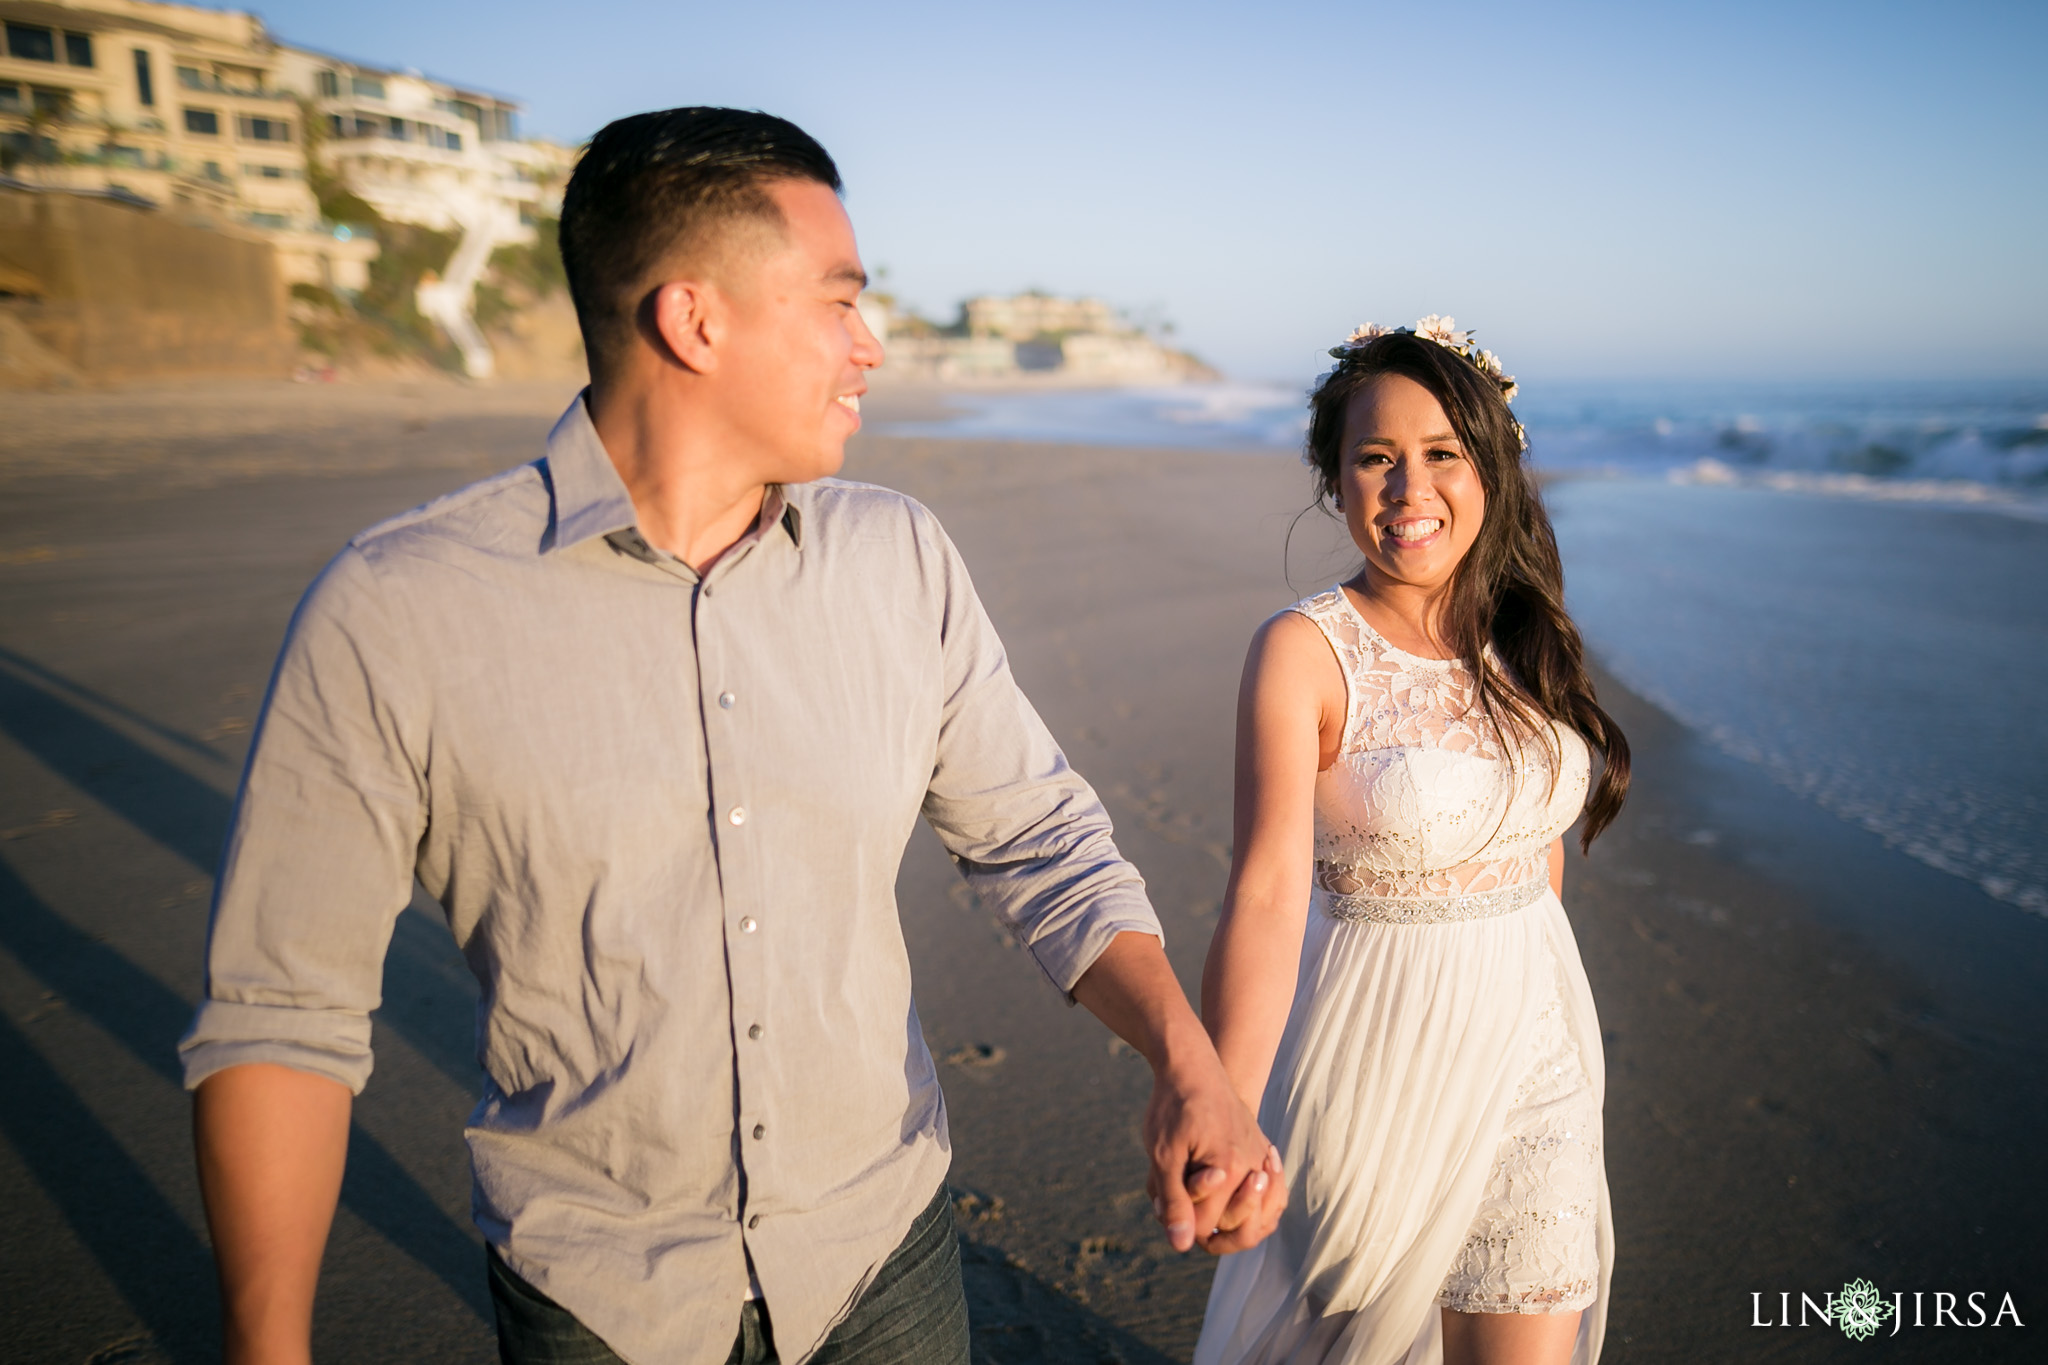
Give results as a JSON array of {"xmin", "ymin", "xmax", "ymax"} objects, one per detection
[
  {"xmin": 386, "ymin": 117, "xmax": 407, "ymax": 140},
  {"xmin": 247, "ymin": 212, "xmax": 289, "ymax": 229},
  {"xmin": 5, "ymin": 23, "xmax": 55, "ymax": 62},
  {"xmin": 31, "ymin": 87, "xmax": 67, "ymax": 118},
  {"xmin": 0, "ymin": 84, "xmax": 19, "ymax": 112},
  {"xmin": 351, "ymin": 75, "xmax": 385, "ymax": 99},
  {"xmin": 317, "ymin": 69, "xmax": 338, "ymax": 97},
  {"xmin": 64, "ymin": 32, "xmax": 93, "ymax": 66},
  {"xmin": 2, "ymin": 130, "xmax": 59, "ymax": 163},
  {"xmin": 444, "ymin": 130, "xmax": 461, "ymax": 152},
  {"xmin": 183, "ymin": 108, "xmax": 220, "ymax": 136},
  {"xmin": 105, "ymin": 145, "xmax": 145, "ymax": 167},
  {"xmin": 237, "ymin": 115, "xmax": 290, "ymax": 142},
  {"xmin": 133, "ymin": 49, "xmax": 154, "ymax": 105},
  {"xmin": 177, "ymin": 66, "xmax": 206, "ymax": 90},
  {"xmin": 244, "ymin": 163, "xmax": 286, "ymax": 179},
  {"xmin": 203, "ymin": 160, "xmax": 226, "ymax": 182}
]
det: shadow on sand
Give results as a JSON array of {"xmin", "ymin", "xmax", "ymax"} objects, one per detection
[{"xmin": 0, "ymin": 648, "xmax": 492, "ymax": 1360}]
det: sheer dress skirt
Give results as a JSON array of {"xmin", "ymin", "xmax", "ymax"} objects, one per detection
[
  {"xmin": 1435, "ymin": 948, "xmax": 1600, "ymax": 1314},
  {"xmin": 1193, "ymin": 889, "xmax": 1611, "ymax": 1365}
]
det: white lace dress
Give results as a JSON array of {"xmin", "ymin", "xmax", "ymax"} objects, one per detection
[{"xmin": 1195, "ymin": 587, "xmax": 1612, "ymax": 1365}]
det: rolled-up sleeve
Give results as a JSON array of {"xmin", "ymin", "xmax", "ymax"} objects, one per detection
[
  {"xmin": 915, "ymin": 511, "xmax": 1161, "ymax": 995},
  {"xmin": 179, "ymin": 543, "xmax": 427, "ymax": 1093}
]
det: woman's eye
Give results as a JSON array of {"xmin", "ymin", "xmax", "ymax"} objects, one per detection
[{"xmin": 1427, "ymin": 447, "xmax": 1462, "ymax": 460}]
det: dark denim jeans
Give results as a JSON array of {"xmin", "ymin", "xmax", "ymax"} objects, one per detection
[{"xmin": 489, "ymin": 1185, "xmax": 969, "ymax": 1365}]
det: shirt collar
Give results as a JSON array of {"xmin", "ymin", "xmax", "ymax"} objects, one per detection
[{"xmin": 543, "ymin": 389, "xmax": 803, "ymax": 555}]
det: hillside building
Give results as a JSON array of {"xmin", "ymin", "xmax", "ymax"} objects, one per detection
[
  {"xmin": 1, "ymin": 0, "xmax": 573, "ymax": 373},
  {"xmin": 0, "ymin": 0, "xmax": 372, "ymax": 289},
  {"xmin": 273, "ymin": 46, "xmax": 574, "ymax": 374}
]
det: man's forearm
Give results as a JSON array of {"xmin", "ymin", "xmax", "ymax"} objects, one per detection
[
  {"xmin": 1072, "ymin": 931, "xmax": 1284, "ymax": 1253},
  {"xmin": 1070, "ymin": 930, "xmax": 1215, "ymax": 1072},
  {"xmin": 193, "ymin": 1063, "xmax": 352, "ymax": 1365}
]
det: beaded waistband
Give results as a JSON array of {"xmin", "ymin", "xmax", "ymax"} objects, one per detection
[{"xmin": 1321, "ymin": 876, "xmax": 1548, "ymax": 925}]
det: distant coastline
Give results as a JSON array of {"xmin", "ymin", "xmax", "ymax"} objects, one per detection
[{"xmin": 861, "ymin": 290, "xmax": 1216, "ymax": 387}]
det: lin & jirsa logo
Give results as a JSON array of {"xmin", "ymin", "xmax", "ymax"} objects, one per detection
[{"xmin": 1752, "ymin": 1280, "xmax": 2024, "ymax": 1339}]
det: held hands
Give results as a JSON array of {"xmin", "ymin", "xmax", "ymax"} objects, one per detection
[
  {"xmin": 1066, "ymin": 931, "xmax": 1284, "ymax": 1256},
  {"xmin": 1143, "ymin": 1050, "xmax": 1286, "ymax": 1255}
]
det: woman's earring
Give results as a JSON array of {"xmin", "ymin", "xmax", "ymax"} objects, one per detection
[{"xmin": 1331, "ymin": 491, "xmax": 1343, "ymax": 510}]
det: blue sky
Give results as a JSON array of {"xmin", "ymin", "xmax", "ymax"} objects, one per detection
[{"xmin": 254, "ymin": 0, "xmax": 2045, "ymax": 385}]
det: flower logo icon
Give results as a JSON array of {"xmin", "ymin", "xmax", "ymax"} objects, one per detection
[{"xmin": 1835, "ymin": 1279, "xmax": 1894, "ymax": 1341}]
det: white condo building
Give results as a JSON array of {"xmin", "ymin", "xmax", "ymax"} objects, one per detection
[{"xmin": 274, "ymin": 46, "xmax": 575, "ymax": 375}]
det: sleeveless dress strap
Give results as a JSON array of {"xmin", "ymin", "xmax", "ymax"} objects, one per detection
[{"xmin": 1286, "ymin": 587, "xmax": 1368, "ymax": 752}]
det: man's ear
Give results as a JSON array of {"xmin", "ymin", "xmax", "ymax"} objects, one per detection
[{"xmin": 647, "ymin": 280, "xmax": 720, "ymax": 374}]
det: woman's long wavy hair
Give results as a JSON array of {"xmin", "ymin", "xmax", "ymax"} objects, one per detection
[{"xmin": 1306, "ymin": 331, "xmax": 1629, "ymax": 849}]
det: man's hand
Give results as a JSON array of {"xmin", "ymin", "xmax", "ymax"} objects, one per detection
[
  {"xmin": 1144, "ymin": 1053, "xmax": 1288, "ymax": 1254},
  {"xmin": 1071, "ymin": 931, "xmax": 1286, "ymax": 1255}
]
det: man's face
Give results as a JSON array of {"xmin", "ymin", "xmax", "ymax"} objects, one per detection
[{"xmin": 710, "ymin": 179, "xmax": 883, "ymax": 484}]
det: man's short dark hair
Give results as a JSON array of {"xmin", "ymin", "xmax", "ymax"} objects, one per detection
[{"xmin": 559, "ymin": 108, "xmax": 842, "ymax": 381}]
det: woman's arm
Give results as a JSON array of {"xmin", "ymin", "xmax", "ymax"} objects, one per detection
[
  {"xmin": 1200, "ymin": 612, "xmax": 1344, "ymax": 1115},
  {"xmin": 1549, "ymin": 836, "xmax": 1565, "ymax": 899}
]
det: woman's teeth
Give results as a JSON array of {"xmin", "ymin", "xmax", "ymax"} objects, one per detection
[
  {"xmin": 835, "ymin": 394, "xmax": 861, "ymax": 412},
  {"xmin": 1386, "ymin": 519, "xmax": 1443, "ymax": 541}
]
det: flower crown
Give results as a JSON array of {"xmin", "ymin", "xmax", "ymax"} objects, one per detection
[
  {"xmin": 1332, "ymin": 315, "xmax": 1519, "ymax": 403},
  {"xmin": 1330, "ymin": 315, "xmax": 1526, "ymax": 448}
]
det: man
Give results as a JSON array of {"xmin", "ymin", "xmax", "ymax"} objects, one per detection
[{"xmin": 181, "ymin": 108, "xmax": 1283, "ymax": 1365}]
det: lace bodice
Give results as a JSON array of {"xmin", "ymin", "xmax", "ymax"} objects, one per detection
[{"xmin": 1291, "ymin": 587, "xmax": 1589, "ymax": 905}]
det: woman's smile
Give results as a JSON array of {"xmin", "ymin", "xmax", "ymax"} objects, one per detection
[{"xmin": 1380, "ymin": 515, "xmax": 1446, "ymax": 549}]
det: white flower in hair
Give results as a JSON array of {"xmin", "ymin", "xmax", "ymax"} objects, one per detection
[
  {"xmin": 1413, "ymin": 314, "xmax": 1471, "ymax": 348},
  {"xmin": 1328, "ymin": 313, "xmax": 1523, "ymax": 419}
]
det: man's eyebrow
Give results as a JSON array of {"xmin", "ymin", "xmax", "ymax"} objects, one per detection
[{"xmin": 826, "ymin": 264, "xmax": 869, "ymax": 289}]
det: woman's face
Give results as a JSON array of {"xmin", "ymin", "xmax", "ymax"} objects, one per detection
[{"xmin": 1336, "ymin": 373, "xmax": 1487, "ymax": 595}]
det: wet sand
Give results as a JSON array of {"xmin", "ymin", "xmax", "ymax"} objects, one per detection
[{"xmin": 0, "ymin": 380, "xmax": 2040, "ymax": 1362}]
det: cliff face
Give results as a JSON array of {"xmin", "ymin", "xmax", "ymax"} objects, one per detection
[{"xmin": 0, "ymin": 187, "xmax": 294, "ymax": 388}]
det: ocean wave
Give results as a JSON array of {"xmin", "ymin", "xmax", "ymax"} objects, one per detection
[
  {"xmin": 886, "ymin": 378, "xmax": 2048, "ymax": 510},
  {"xmin": 1664, "ymin": 458, "xmax": 2048, "ymax": 518},
  {"xmin": 1521, "ymin": 380, "xmax": 2048, "ymax": 491}
]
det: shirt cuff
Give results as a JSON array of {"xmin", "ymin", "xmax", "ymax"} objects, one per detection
[
  {"xmin": 179, "ymin": 998, "xmax": 375, "ymax": 1094},
  {"xmin": 1024, "ymin": 896, "xmax": 1165, "ymax": 999}
]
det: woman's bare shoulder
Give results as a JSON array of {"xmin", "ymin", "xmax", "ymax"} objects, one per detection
[{"xmin": 1244, "ymin": 605, "xmax": 1346, "ymax": 703}]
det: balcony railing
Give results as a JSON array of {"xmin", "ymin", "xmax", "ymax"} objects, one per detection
[{"xmin": 174, "ymin": 71, "xmax": 291, "ymax": 102}]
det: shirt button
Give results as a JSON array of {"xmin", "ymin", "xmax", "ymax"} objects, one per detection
[
  {"xmin": 752, "ymin": 1123, "xmax": 766, "ymax": 1140},
  {"xmin": 748, "ymin": 1023, "xmax": 762, "ymax": 1040},
  {"xmin": 719, "ymin": 691, "xmax": 736, "ymax": 709},
  {"xmin": 740, "ymin": 917, "xmax": 758, "ymax": 934},
  {"xmin": 728, "ymin": 806, "xmax": 747, "ymax": 826},
  {"xmin": 748, "ymin": 1214, "xmax": 760, "ymax": 1229}
]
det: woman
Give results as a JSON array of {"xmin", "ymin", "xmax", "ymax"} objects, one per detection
[{"xmin": 1195, "ymin": 320, "xmax": 1629, "ymax": 1365}]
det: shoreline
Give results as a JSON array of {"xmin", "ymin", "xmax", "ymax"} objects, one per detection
[{"xmin": 0, "ymin": 388, "xmax": 2039, "ymax": 1360}]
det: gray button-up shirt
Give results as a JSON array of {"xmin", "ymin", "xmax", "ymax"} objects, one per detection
[{"xmin": 179, "ymin": 395, "xmax": 1160, "ymax": 1364}]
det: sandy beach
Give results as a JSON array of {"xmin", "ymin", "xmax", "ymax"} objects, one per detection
[{"xmin": 0, "ymin": 378, "xmax": 2041, "ymax": 1363}]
